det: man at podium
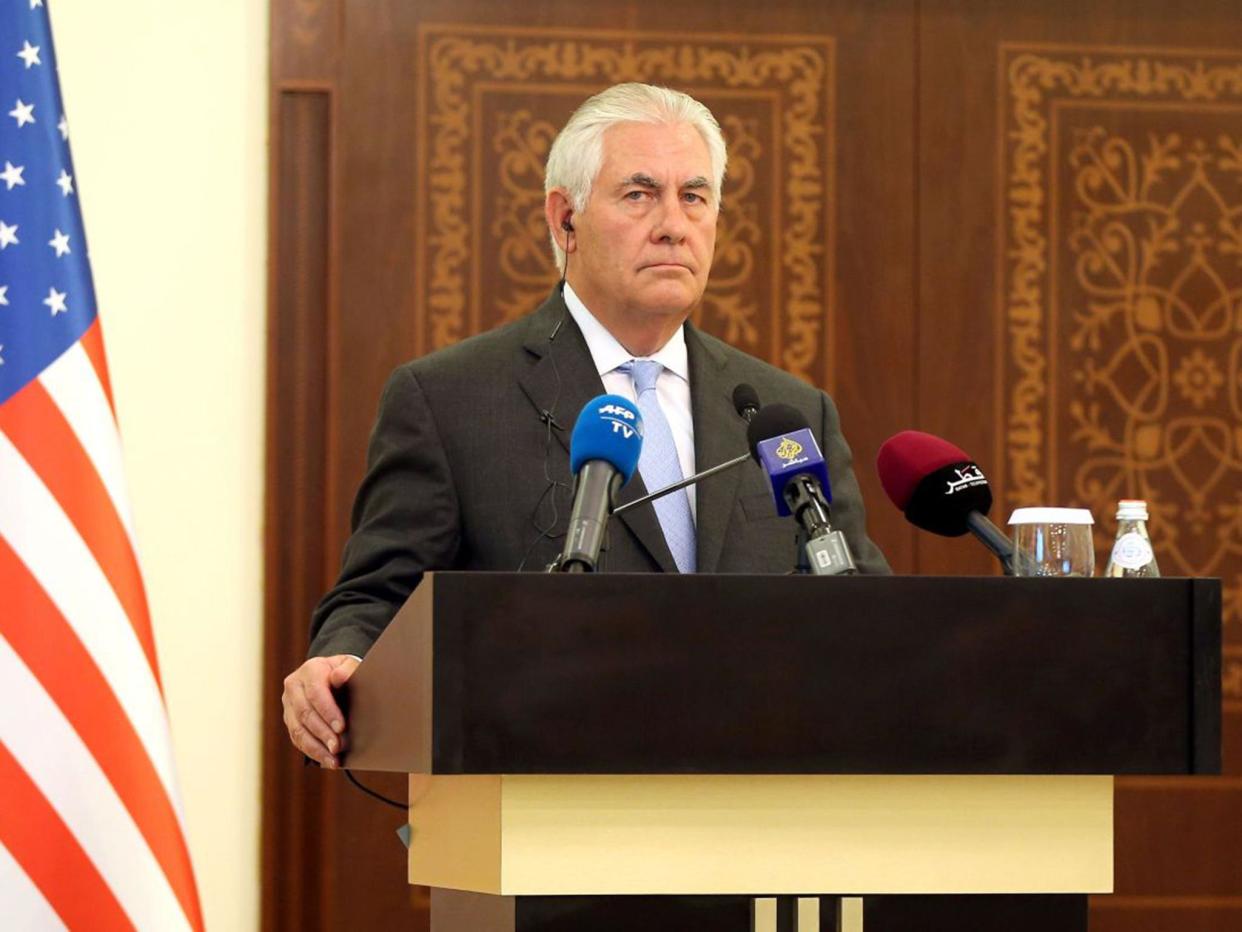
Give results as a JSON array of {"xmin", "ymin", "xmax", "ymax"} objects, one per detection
[{"xmin": 282, "ymin": 82, "xmax": 889, "ymax": 768}]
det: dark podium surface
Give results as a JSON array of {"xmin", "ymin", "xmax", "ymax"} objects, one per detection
[
  {"xmin": 344, "ymin": 573, "xmax": 1220, "ymax": 777},
  {"xmin": 340, "ymin": 573, "xmax": 1221, "ymax": 932}
]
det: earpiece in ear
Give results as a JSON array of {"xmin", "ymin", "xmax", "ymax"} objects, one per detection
[{"xmin": 561, "ymin": 217, "xmax": 574, "ymax": 233}]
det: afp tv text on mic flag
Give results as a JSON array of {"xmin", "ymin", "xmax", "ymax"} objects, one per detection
[{"xmin": 0, "ymin": 4, "xmax": 203, "ymax": 930}]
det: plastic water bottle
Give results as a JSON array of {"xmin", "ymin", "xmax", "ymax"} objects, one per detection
[{"xmin": 1104, "ymin": 500, "xmax": 1160, "ymax": 577}]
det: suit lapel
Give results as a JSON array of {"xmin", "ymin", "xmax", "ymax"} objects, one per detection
[
  {"xmin": 517, "ymin": 291, "xmax": 601, "ymax": 458},
  {"xmin": 687, "ymin": 325, "xmax": 749, "ymax": 574},
  {"xmin": 517, "ymin": 289, "xmax": 677, "ymax": 573}
]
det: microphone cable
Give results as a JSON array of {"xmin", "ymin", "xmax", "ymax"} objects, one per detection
[
  {"xmin": 515, "ymin": 285, "xmax": 572, "ymax": 571},
  {"xmin": 343, "ymin": 768, "xmax": 406, "ymax": 810},
  {"xmin": 302, "ymin": 754, "xmax": 406, "ymax": 810}
]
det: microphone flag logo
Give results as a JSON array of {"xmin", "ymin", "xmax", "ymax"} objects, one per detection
[{"xmin": 775, "ymin": 436, "xmax": 804, "ymax": 461}]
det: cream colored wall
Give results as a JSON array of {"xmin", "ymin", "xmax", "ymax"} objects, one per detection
[{"xmin": 49, "ymin": 2, "xmax": 267, "ymax": 930}]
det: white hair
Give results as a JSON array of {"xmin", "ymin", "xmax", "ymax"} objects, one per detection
[{"xmin": 544, "ymin": 83, "xmax": 728, "ymax": 272}]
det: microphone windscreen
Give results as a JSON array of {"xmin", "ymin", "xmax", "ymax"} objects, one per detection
[
  {"xmin": 747, "ymin": 403, "xmax": 807, "ymax": 459},
  {"xmin": 569, "ymin": 394, "xmax": 644, "ymax": 484},
  {"xmin": 875, "ymin": 431, "xmax": 992, "ymax": 537},
  {"xmin": 876, "ymin": 430, "xmax": 971, "ymax": 509},
  {"xmin": 732, "ymin": 383, "xmax": 761, "ymax": 418}
]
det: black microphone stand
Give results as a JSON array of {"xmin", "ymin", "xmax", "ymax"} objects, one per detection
[{"xmin": 612, "ymin": 453, "xmax": 751, "ymax": 517}]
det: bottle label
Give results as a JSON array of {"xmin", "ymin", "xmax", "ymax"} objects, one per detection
[{"xmin": 1111, "ymin": 532, "xmax": 1153, "ymax": 570}]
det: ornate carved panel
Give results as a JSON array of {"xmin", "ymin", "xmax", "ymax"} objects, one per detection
[
  {"xmin": 272, "ymin": 0, "xmax": 340, "ymax": 81},
  {"xmin": 414, "ymin": 25, "xmax": 836, "ymax": 386},
  {"xmin": 998, "ymin": 44, "xmax": 1242, "ymax": 701}
]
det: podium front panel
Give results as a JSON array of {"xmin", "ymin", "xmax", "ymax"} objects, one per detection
[{"xmin": 406, "ymin": 774, "xmax": 1113, "ymax": 896}]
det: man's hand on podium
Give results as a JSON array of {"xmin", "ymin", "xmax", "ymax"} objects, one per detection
[{"xmin": 282, "ymin": 654, "xmax": 359, "ymax": 769}]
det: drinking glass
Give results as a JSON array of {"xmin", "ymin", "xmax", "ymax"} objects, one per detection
[{"xmin": 1008, "ymin": 507, "xmax": 1095, "ymax": 577}]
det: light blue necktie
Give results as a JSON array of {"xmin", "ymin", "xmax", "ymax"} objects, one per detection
[{"xmin": 619, "ymin": 359, "xmax": 697, "ymax": 573}]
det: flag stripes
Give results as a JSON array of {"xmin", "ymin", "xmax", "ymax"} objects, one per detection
[
  {"xmin": 0, "ymin": 637, "xmax": 190, "ymax": 931},
  {"xmin": 0, "ymin": 750, "xmax": 124, "ymax": 932},
  {"xmin": 0, "ymin": 389, "xmax": 203, "ymax": 929},
  {"xmin": 0, "ymin": 537, "xmax": 201, "ymax": 925},
  {"xmin": 41, "ymin": 343, "xmax": 141, "ymax": 551},
  {"xmin": 0, "ymin": 430, "xmax": 181, "ymax": 809},
  {"xmin": 0, "ymin": 379, "xmax": 156, "ymax": 674},
  {"xmin": 0, "ymin": 839, "xmax": 70, "ymax": 932},
  {"xmin": 79, "ymin": 319, "xmax": 116, "ymax": 414}
]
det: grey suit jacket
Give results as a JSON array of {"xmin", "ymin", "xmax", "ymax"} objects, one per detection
[{"xmin": 310, "ymin": 288, "xmax": 889, "ymax": 658}]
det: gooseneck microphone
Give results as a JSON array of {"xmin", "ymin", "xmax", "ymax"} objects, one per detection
[
  {"xmin": 875, "ymin": 430, "xmax": 1020, "ymax": 575},
  {"xmin": 747, "ymin": 404, "xmax": 856, "ymax": 576},
  {"xmin": 732, "ymin": 383, "xmax": 761, "ymax": 422},
  {"xmin": 551, "ymin": 394, "xmax": 644, "ymax": 573},
  {"xmin": 613, "ymin": 384, "xmax": 762, "ymax": 518}
]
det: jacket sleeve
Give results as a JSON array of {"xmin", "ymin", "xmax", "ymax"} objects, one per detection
[
  {"xmin": 818, "ymin": 390, "xmax": 891, "ymax": 575},
  {"xmin": 308, "ymin": 365, "xmax": 461, "ymax": 658}
]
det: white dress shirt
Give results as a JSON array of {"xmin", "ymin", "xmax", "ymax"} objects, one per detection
[{"xmin": 562, "ymin": 283, "xmax": 697, "ymax": 518}]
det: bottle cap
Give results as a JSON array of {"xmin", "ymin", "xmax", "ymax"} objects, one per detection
[{"xmin": 1116, "ymin": 499, "xmax": 1149, "ymax": 522}]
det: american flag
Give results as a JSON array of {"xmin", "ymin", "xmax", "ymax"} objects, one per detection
[{"xmin": 0, "ymin": 3, "xmax": 203, "ymax": 930}]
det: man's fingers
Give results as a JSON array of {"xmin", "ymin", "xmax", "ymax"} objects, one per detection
[
  {"xmin": 282, "ymin": 654, "xmax": 361, "ymax": 765},
  {"xmin": 300, "ymin": 672, "xmax": 345, "ymax": 736},
  {"xmin": 283, "ymin": 706, "xmax": 337, "ymax": 768},
  {"xmin": 296, "ymin": 701, "xmax": 341, "ymax": 755}
]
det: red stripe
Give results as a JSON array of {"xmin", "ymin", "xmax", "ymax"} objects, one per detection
[
  {"xmin": 0, "ymin": 377, "xmax": 161, "ymax": 684},
  {"xmin": 80, "ymin": 319, "xmax": 116, "ymax": 414},
  {"xmin": 0, "ymin": 741, "xmax": 135, "ymax": 931},
  {"xmin": 0, "ymin": 540, "xmax": 204, "ymax": 930}
]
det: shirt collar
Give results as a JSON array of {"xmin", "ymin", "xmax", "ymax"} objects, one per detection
[{"xmin": 562, "ymin": 282, "xmax": 690, "ymax": 383}]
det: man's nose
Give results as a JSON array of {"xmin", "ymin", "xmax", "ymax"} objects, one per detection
[{"xmin": 650, "ymin": 194, "xmax": 689, "ymax": 242}]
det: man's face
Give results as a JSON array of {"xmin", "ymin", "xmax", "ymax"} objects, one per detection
[{"xmin": 566, "ymin": 121, "xmax": 718, "ymax": 336}]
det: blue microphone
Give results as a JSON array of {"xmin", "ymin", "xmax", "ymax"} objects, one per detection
[
  {"xmin": 747, "ymin": 404, "xmax": 856, "ymax": 575},
  {"xmin": 753, "ymin": 433, "xmax": 831, "ymax": 517},
  {"xmin": 555, "ymin": 394, "xmax": 644, "ymax": 572}
]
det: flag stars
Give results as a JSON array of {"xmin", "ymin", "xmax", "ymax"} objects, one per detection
[
  {"xmin": 0, "ymin": 285, "xmax": 8, "ymax": 306},
  {"xmin": 0, "ymin": 161, "xmax": 24, "ymax": 190},
  {"xmin": 0, "ymin": 220, "xmax": 17, "ymax": 249},
  {"xmin": 30, "ymin": 0, "xmax": 44, "ymax": 8},
  {"xmin": 58, "ymin": 114, "xmax": 68, "ymax": 140},
  {"xmin": 9, "ymin": 99, "xmax": 35, "ymax": 128},
  {"xmin": 48, "ymin": 229, "xmax": 71, "ymax": 257},
  {"xmin": 56, "ymin": 169, "xmax": 73, "ymax": 196},
  {"xmin": 43, "ymin": 287, "xmax": 67, "ymax": 316},
  {"xmin": 16, "ymin": 41, "xmax": 41, "ymax": 69}
]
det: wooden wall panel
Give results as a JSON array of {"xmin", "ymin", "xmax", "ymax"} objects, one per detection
[
  {"xmin": 414, "ymin": 26, "xmax": 835, "ymax": 382},
  {"xmin": 266, "ymin": 2, "xmax": 915, "ymax": 929},
  {"xmin": 275, "ymin": 0, "xmax": 341, "ymax": 81},
  {"xmin": 265, "ymin": 0, "xmax": 1236, "ymax": 929},
  {"xmin": 261, "ymin": 89, "xmax": 334, "ymax": 931},
  {"xmin": 920, "ymin": 2, "xmax": 1242, "ymax": 928},
  {"xmin": 1091, "ymin": 902, "xmax": 1242, "ymax": 932}
]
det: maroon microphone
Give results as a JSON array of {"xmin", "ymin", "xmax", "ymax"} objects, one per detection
[{"xmin": 876, "ymin": 430, "xmax": 1019, "ymax": 574}]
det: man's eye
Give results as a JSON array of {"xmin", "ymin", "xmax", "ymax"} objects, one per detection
[
  {"xmin": 624, "ymin": 190, "xmax": 647, "ymax": 200},
  {"xmin": 683, "ymin": 192, "xmax": 704, "ymax": 204}
]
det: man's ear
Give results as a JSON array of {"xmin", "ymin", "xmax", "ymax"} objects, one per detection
[{"xmin": 544, "ymin": 188, "xmax": 576, "ymax": 251}]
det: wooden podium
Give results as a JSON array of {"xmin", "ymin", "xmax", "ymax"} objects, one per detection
[{"xmin": 341, "ymin": 573, "xmax": 1220, "ymax": 932}]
